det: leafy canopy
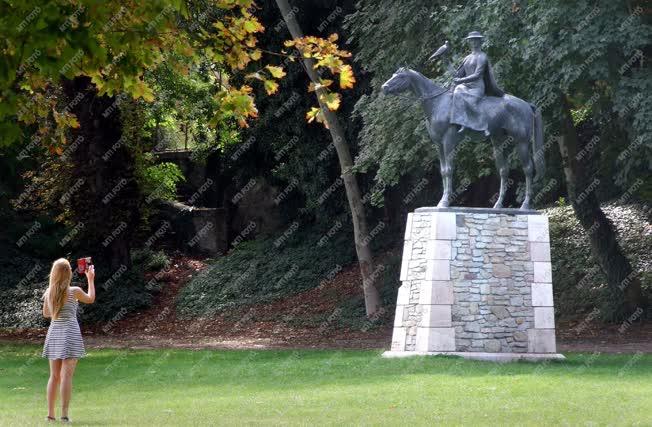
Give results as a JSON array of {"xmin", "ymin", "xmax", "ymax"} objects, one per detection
[
  {"xmin": 1, "ymin": 0, "xmax": 357, "ymax": 151},
  {"xmin": 345, "ymin": 0, "xmax": 651, "ymax": 204}
]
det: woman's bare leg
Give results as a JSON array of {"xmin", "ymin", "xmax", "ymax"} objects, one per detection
[
  {"xmin": 60, "ymin": 358, "xmax": 78, "ymax": 419},
  {"xmin": 47, "ymin": 359, "xmax": 62, "ymax": 418}
]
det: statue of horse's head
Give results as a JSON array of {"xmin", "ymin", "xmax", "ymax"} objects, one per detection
[{"xmin": 381, "ymin": 67, "xmax": 413, "ymax": 95}]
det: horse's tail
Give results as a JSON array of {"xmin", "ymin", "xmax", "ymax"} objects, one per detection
[{"xmin": 530, "ymin": 104, "xmax": 545, "ymax": 182}]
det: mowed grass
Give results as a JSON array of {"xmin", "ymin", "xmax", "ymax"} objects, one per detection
[{"xmin": 0, "ymin": 344, "xmax": 650, "ymax": 426}]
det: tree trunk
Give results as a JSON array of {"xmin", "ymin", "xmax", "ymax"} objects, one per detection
[
  {"xmin": 184, "ymin": 121, "xmax": 189, "ymax": 151},
  {"xmin": 61, "ymin": 76, "xmax": 138, "ymax": 271},
  {"xmin": 557, "ymin": 94, "xmax": 646, "ymax": 319},
  {"xmin": 275, "ymin": 0, "xmax": 382, "ymax": 317}
]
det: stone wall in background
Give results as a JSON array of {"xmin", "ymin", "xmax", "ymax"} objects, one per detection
[
  {"xmin": 155, "ymin": 201, "xmax": 228, "ymax": 255},
  {"xmin": 389, "ymin": 207, "xmax": 558, "ymax": 356}
]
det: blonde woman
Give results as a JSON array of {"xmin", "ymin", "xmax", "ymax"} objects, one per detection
[{"xmin": 42, "ymin": 258, "xmax": 95, "ymax": 423}]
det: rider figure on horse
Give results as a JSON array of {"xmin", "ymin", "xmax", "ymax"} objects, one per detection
[{"xmin": 450, "ymin": 31, "xmax": 504, "ymax": 137}]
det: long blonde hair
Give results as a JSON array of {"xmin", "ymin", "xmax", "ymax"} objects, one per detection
[{"xmin": 45, "ymin": 258, "xmax": 72, "ymax": 319}]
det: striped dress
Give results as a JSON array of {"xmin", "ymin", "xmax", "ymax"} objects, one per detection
[{"xmin": 42, "ymin": 288, "xmax": 86, "ymax": 360}]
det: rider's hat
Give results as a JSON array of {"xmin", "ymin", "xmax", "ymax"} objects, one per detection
[{"xmin": 464, "ymin": 31, "xmax": 484, "ymax": 40}]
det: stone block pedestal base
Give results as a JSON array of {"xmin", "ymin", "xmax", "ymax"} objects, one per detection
[
  {"xmin": 388, "ymin": 207, "xmax": 563, "ymax": 362},
  {"xmin": 382, "ymin": 351, "xmax": 565, "ymax": 363}
]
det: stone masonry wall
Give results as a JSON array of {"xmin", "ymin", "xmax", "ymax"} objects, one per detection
[
  {"xmin": 390, "ymin": 208, "xmax": 556, "ymax": 354},
  {"xmin": 451, "ymin": 213, "xmax": 533, "ymax": 353}
]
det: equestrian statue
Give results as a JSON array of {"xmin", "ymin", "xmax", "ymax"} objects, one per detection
[{"xmin": 382, "ymin": 31, "xmax": 544, "ymax": 210}]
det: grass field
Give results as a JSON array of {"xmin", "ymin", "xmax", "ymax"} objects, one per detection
[{"xmin": 1, "ymin": 344, "xmax": 650, "ymax": 426}]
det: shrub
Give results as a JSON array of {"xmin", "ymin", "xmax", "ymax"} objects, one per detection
[
  {"xmin": 77, "ymin": 268, "xmax": 152, "ymax": 324},
  {"xmin": 545, "ymin": 203, "xmax": 651, "ymax": 321},
  {"xmin": 140, "ymin": 162, "xmax": 185, "ymax": 202},
  {"xmin": 176, "ymin": 224, "xmax": 360, "ymax": 317},
  {"xmin": 0, "ymin": 240, "xmax": 48, "ymax": 328},
  {"xmin": 131, "ymin": 248, "xmax": 170, "ymax": 271},
  {"xmin": 0, "ymin": 243, "xmax": 171, "ymax": 327}
]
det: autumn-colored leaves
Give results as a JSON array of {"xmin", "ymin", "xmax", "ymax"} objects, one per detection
[
  {"xmin": 284, "ymin": 33, "xmax": 356, "ymax": 126},
  {"xmin": 3, "ymin": 0, "xmax": 357, "ymax": 150},
  {"xmin": 238, "ymin": 32, "xmax": 357, "ymax": 128}
]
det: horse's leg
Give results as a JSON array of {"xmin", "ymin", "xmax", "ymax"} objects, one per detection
[
  {"xmin": 434, "ymin": 138, "xmax": 447, "ymax": 206},
  {"xmin": 517, "ymin": 137, "xmax": 534, "ymax": 210},
  {"xmin": 491, "ymin": 135, "xmax": 509, "ymax": 209},
  {"xmin": 437, "ymin": 126, "xmax": 458, "ymax": 207}
]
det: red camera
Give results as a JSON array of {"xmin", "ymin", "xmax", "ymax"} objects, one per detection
[{"xmin": 77, "ymin": 257, "xmax": 92, "ymax": 274}]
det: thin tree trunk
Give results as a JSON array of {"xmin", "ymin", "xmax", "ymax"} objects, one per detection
[
  {"xmin": 275, "ymin": 0, "xmax": 382, "ymax": 317},
  {"xmin": 184, "ymin": 121, "xmax": 189, "ymax": 151},
  {"xmin": 557, "ymin": 94, "xmax": 646, "ymax": 319}
]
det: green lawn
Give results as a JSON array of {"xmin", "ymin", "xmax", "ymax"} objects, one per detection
[{"xmin": 1, "ymin": 344, "xmax": 650, "ymax": 426}]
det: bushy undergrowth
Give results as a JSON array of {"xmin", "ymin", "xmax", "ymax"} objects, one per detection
[
  {"xmin": 546, "ymin": 203, "xmax": 651, "ymax": 321},
  {"xmin": 0, "ymin": 238, "xmax": 50, "ymax": 328},
  {"xmin": 326, "ymin": 251, "xmax": 402, "ymax": 330},
  {"xmin": 74, "ymin": 248, "xmax": 171, "ymax": 323},
  {"xmin": 176, "ymin": 216, "xmax": 405, "ymax": 332},
  {"xmin": 131, "ymin": 248, "xmax": 170, "ymax": 272},
  {"xmin": 0, "ymin": 244, "xmax": 170, "ymax": 327},
  {"xmin": 176, "ymin": 221, "xmax": 398, "ymax": 317}
]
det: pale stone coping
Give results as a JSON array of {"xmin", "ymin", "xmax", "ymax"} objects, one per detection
[
  {"xmin": 419, "ymin": 281, "xmax": 454, "ymax": 305},
  {"xmin": 420, "ymin": 305, "xmax": 453, "ymax": 328},
  {"xmin": 426, "ymin": 259, "xmax": 451, "ymax": 281},
  {"xmin": 382, "ymin": 351, "xmax": 566, "ymax": 363},
  {"xmin": 531, "ymin": 282, "xmax": 554, "ymax": 306},
  {"xmin": 533, "ymin": 261, "xmax": 552, "ymax": 283},
  {"xmin": 396, "ymin": 285, "xmax": 410, "ymax": 306},
  {"xmin": 429, "ymin": 212, "xmax": 456, "ymax": 240},
  {"xmin": 399, "ymin": 240, "xmax": 412, "ymax": 281},
  {"xmin": 528, "ymin": 328, "xmax": 557, "ymax": 353},
  {"xmin": 414, "ymin": 207, "xmax": 541, "ymax": 215},
  {"xmin": 529, "ymin": 241, "xmax": 551, "ymax": 262},
  {"xmin": 534, "ymin": 306, "xmax": 556, "ymax": 329},
  {"xmin": 390, "ymin": 327, "xmax": 407, "ymax": 352},
  {"xmin": 426, "ymin": 240, "xmax": 452, "ymax": 260},
  {"xmin": 393, "ymin": 305, "xmax": 405, "ymax": 327},
  {"xmin": 527, "ymin": 215, "xmax": 550, "ymax": 242},
  {"xmin": 404, "ymin": 212, "xmax": 414, "ymax": 241},
  {"xmin": 402, "ymin": 240, "xmax": 413, "ymax": 261},
  {"xmin": 415, "ymin": 327, "xmax": 455, "ymax": 352}
]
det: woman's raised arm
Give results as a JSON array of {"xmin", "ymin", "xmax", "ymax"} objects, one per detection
[{"xmin": 73, "ymin": 265, "xmax": 96, "ymax": 304}]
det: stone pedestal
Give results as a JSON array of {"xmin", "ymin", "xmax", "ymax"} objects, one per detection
[{"xmin": 383, "ymin": 207, "xmax": 565, "ymax": 362}]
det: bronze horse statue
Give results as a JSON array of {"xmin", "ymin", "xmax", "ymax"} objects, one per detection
[{"xmin": 381, "ymin": 67, "xmax": 544, "ymax": 210}]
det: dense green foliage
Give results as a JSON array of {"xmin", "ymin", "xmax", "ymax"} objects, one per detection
[
  {"xmin": 177, "ymin": 219, "xmax": 402, "ymax": 322},
  {"xmin": 139, "ymin": 163, "xmax": 186, "ymax": 203},
  {"xmin": 220, "ymin": 1, "xmax": 372, "ymax": 224},
  {"xmin": 2, "ymin": 345, "xmax": 652, "ymax": 425},
  {"xmin": 345, "ymin": 0, "xmax": 652, "ymax": 205},
  {"xmin": 177, "ymin": 224, "xmax": 359, "ymax": 315},
  {"xmin": 0, "ymin": 243, "xmax": 46, "ymax": 328},
  {"xmin": 547, "ymin": 203, "xmax": 651, "ymax": 321},
  {"xmin": 130, "ymin": 248, "xmax": 171, "ymax": 273},
  {"xmin": 0, "ymin": 245, "xmax": 169, "ymax": 327},
  {"xmin": 0, "ymin": 0, "xmax": 285, "ymax": 147}
]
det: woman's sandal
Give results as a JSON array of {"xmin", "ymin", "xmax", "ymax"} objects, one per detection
[
  {"xmin": 45, "ymin": 416, "xmax": 56, "ymax": 422},
  {"xmin": 60, "ymin": 416, "xmax": 71, "ymax": 423}
]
